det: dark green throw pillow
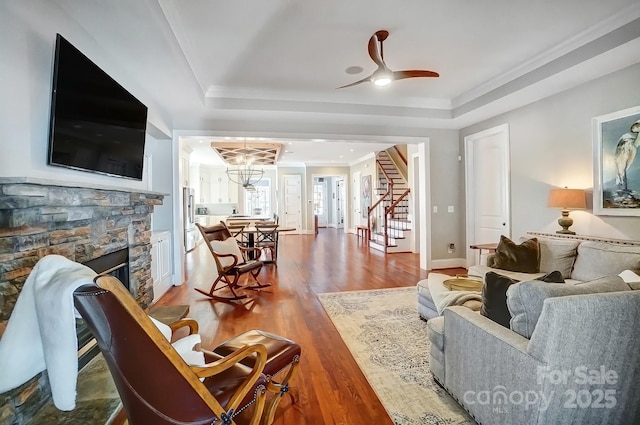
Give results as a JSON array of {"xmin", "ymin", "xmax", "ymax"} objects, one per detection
[
  {"xmin": 492, "ymin": 235, "xmax": 541, "ymax": 273},
  {"xmin": 481, "ymin": 271, "xmax": 564, "ymax": 328}
]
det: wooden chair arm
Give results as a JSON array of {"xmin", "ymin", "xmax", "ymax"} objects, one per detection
[
  {"xmin": 238, "ymin": 246, "xmax": 262, "ymax": 261},
  {"xmin": 191, "ymin": 344, "xmax": 268, "ymax": 415},
  {"xmin": 169, "ymin": 318, "xmax": 199, "ymax": 335},
  {"xmin": 213, "ymin": 251, "xmax": 239, "ymax": 269}
]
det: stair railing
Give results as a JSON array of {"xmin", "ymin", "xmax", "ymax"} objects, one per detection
[{"xmin": 368, "ymin": 154, "xmax": 410, "ymax": 249}]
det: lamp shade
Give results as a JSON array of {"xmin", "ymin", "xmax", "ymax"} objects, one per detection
[{"xmin": 547, "ymin": 188, "xmax": 586, "ymax": 209}]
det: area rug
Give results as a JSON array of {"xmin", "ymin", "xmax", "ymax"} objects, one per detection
[{"xmin": 318, "ymin": 287, "xmax": 474, "ymax": 425}]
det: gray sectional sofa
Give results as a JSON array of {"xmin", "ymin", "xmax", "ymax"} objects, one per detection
[{"xmin": 427, "ymin": 233, "xmax": 640, "ymax": 424}]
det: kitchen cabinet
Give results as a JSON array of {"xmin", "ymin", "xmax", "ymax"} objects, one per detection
[
  {"xmin": 151, "ymin": 231, "xmax": 172, "ymax": 303},
  {"xmin": 199, "ymin": 166, "xmax": 212, "ymax": 203},
  {"xmin": 197, "ymin": 165, "xmax": 238, "ymax": 204}
]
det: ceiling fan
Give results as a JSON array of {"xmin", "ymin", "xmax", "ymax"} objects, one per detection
[{"xmin": 338, "ymin": 30, "xmax": 439, "ymax": 89}]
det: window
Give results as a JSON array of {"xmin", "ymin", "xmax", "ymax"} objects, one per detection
[{"xmin": 245, "ymin": 178, "xmax": 271, "ymax": 216}]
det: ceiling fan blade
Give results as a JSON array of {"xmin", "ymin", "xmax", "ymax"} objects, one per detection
[
  {"xmin": 368, "ymin": 34, "xmax": 385, "ymax": 67},
  {"xmin": 336, "ymin": 74, "xmax": 373, "ymax": 89},
  {"xmin": 393, "ymin": 70, "xmax": 440, "ymax": 80}
]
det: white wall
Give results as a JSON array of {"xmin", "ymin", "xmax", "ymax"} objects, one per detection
[
  {"xmin": 147, "ymin": 136, "xmax": 174, "ymax": 232},
  {"xmin": 0, "ymin": 1, "xmax": 172, "ymax": 190},
  {"xmin": 461, "ymin": 62, "xmax": 640, "ymax": 241}
]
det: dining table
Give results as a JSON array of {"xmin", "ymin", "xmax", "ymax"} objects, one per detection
[{"xmin": 239, "ymin": 225, "xmax": 296, "ymax": 261}]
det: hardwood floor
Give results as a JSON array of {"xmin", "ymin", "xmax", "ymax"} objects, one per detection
[{"xmin": 155, "ymin": 228, "xmax": 463, "ymax": 425}]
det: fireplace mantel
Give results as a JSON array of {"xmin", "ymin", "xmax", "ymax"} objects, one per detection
[{"xmin": 0, "ymin": 177, "xmax": 168, "ymax": 197}]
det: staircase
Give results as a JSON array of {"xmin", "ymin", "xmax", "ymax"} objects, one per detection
[{"xmin": 368, "ymin": 149, "xmax": 412, "ymax": 253}]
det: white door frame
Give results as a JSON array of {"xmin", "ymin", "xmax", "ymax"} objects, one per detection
[
  {"xmin": 464, "ymin": 123, "xmax": 511, "ymax": 268},
  {"xmin": 312, "ymin": 173, "xmax": 349, "ymax": 232},
  {"xmin": 336, "ymin": 178, "xmax": 345, "ymax": 229},
  {"xmin": 417, "ymin": 142, "xmax": 431, "ymax": 271}
]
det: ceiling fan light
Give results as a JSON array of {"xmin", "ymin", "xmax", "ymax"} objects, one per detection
[
  {"xmin": 373, "ymin": 77, "xmax": 392, "ymax": 86},
  {"xmin": 372, "ymin": 68, "xmax": 393, "ymax": 86}
]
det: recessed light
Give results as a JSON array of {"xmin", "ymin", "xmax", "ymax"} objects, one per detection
[
  {"xmin": 350, "ymin": 149, "xmax": 354, "ymax": 152},
  {"xmin": 345, "ymin": 65, "xmax": 364, "ymax": 75}
]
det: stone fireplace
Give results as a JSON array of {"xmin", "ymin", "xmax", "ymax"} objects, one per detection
[{"xmin": 0, "ymin": 177, "xmax": 165, "ymax": 424}]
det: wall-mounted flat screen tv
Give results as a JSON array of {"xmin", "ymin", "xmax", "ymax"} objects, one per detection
[{"xmin": 48, "ymin": 34, "xmax": 148, "ymax": 180}]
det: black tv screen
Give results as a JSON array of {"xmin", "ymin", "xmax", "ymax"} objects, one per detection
[{"xmin": 48, "ymin": 34, "xmax": 148, "ymax": 180}]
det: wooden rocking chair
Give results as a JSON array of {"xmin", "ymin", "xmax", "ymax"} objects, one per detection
[{"xmin": 196, "ymin": 222, "xmax": 271, "ymax": 302}]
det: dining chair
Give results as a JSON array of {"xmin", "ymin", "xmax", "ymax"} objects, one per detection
[
  {"xmin": 254, "ymin": 225, "xmax": 279, "ymax": 265},
  {"xmin": 196, "ymin": 222, "xmax": 271, "ymax": 302},
  {"xmin": 227, "ymin": 222, "xmax": 250, "ymax": 248},
  {"xmin": 73, "ymin": 275, "xmax": 268, "ymax": 425}
]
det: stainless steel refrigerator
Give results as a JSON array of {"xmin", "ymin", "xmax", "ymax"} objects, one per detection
[{"xmin": 183, "ymin": 187, "xmax": 197, "ymax": 251}]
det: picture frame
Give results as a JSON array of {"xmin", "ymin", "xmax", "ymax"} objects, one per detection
[
  {"xmin": 592, "ymin": 106, "xmax": 640, "ymax": 216},
  {"xmin": 361, "ymin": 175, "xmax": 371, "ymax": 218}
]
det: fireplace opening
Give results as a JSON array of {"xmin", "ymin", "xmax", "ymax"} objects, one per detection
[{"xmin": 78, "ymin": 247, "xmax": 130, "ymax": 369}]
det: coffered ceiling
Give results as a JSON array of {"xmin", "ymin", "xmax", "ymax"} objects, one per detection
[{"xmin": 210, "ymin": 142, "xmax": 282, "ymax": 165}]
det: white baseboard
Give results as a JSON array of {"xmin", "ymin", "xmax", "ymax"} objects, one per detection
[{"xmin": 430, "ymin": 258, "xmax": 467, "ymax": 269}]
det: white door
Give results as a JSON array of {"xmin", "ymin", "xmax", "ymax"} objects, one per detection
[
  {"xmin": 336, "ymin": 178, "xmax": 345, "ymax": 229},
  {"xmin": 465, "ymin": 124, "xmax": 511, "ymax": 267},
  {"xmin": 283, "ymin": 175, "xmax": 302, "ymax": 232}
]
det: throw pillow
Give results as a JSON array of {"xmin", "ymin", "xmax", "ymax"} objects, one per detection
[
  {"xmin": 492, "ymin": 235, "xmax": 540, "ymax": 273},
  {"xmin": 149, "ymin": 316, "xmax": 205, "ymax": 367},
  {"xmin": 507, "ymin": 275, "xmax": 631, "ymax": 338},
  {"xmin": 571, "ymin": 242, "xmax": 640, "ymax": 281},
  {"xmin": 481, "ymin": 271, "xmax": 565, "ymax": 328},
  {"xmin": 209, "ymin": 237, "xmax": 244, "ymax": 268},
  {"xmin": 520, "ymin": 236, "xmax": 579, "ymax": 278}
]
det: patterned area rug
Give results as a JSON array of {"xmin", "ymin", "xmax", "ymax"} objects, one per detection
[{"xmin": 318, "ymin": 287, "xmax": 474, "ymax": 425}]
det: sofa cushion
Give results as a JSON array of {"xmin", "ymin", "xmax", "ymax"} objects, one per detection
[
  {"xmin": 571, "ymin": 242, "xmax": 640, "ymax": 281},
  {"xmin": 492, "ymin": 235, "xmax": 540, "ymax": 273},
  {"xmin": 522, "ymin": 236, "xmax": 579, "ymax": 278},
  {"xmin": 507, "ymin": 275, "xmax": 630, "ymax": 338},
  {"xmin": 481, "ymin": 271, "xmax": 564, "ymax": 328}
]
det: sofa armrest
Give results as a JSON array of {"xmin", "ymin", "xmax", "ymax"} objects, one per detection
[
  {"xmin": 525, "ymin": 291, "xmax": 640, "ymax": 423},
  {"xmin": 443, "ymin": 307, "xmax": 543, "ymax": 424}
]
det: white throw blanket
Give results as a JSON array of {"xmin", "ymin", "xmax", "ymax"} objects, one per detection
[
  {"xmin": 0, "ymin": 255, "xmax": 97, "ymax": 410},
  {"xmin": 428, "ymin": 278, "xmax": 482, "ymax": 315},
  {"xmin": 434, "ymin": 291, "xmax": 482, "ymax": 315}
]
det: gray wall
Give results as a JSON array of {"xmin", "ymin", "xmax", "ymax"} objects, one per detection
[
  {"xmin": 426, "ymin": 130, "xmax": 466, "ymax": 260},
  {"xmin": 460, "ymin": 62, "xmax": 640, "ymax": 242}
]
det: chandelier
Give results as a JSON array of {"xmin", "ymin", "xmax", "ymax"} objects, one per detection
[{"xmin": 225, "ymin": 140, "xmax": 264, "ymax": 191}]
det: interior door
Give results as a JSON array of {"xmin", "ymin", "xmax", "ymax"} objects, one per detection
[
  {"xmin": 283, "ymin": 175, "xmax": 302, "ymax": 232},
  {"xmin": 465, "ymin": 124, "xmax": 511, "ymax": 266}
]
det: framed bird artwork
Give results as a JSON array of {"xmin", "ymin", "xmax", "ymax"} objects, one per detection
[{"xmin": 592, "ymin": 106, "xmax": 640, "ymax": 216}]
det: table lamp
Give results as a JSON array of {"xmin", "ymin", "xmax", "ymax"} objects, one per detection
[{"xmin": 547, "ymin": 188, "xmax": 586, "ymax": 235}]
